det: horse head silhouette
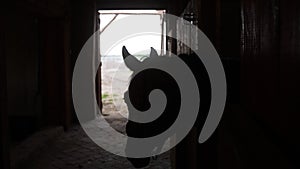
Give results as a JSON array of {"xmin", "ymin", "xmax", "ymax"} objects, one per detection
[{"xmin": 122, "ymin": 46, "xmax": 215, "ymax": 168}]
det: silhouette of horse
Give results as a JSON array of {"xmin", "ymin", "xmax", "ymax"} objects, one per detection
[{"xmin": 122, "ymin": 46, "xmax": 211, "ymax": 168}]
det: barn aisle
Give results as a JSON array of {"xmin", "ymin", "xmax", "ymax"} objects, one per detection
[{"xmin": 11, "ymin": 114, "xmax": 170, "ymax": 169}]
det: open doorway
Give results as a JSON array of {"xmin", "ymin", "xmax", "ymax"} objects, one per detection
[
  {"xmin": 99, "ymin": 10, "xmax": 166, "ymax": 122},
  {"xmin": 98, "ymin": 10, "xmax": 170, "ymax": 168}
]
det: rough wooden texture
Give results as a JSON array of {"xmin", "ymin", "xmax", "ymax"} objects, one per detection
[
  {"xmin": 241, "ymin": 0, "xmax": 300, "ymax": 168},
  {"xmin": 1, "ymin": 22, "xmax": 10, "ymax": 169},
  {"xmin": 279, "ymin": 0, "xmax": 300, "ymax": 166}
]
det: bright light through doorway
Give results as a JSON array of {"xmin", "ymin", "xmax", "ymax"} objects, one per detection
[
  {"xmin": 99, "ymin": 10, "xmax": 166, "ymax": 118},
  {"xmin": 99, "ymin": 10, "xmax": 166, "ymax": 56}
]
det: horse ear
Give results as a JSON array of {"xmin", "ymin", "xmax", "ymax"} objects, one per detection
[
  {"xmin": 150, "ymin": 47, "xmax": 159, "ymax": 57},
  {"xmin": 122, "ymin": 46, "xmax": 141, "ymax": 71}
]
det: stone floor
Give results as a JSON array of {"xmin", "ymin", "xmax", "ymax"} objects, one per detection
[
  {"xmin": 27, "ymin": 126, "xmax": 170, "ymax": 169},
  {"xmin": 11, "ymin": 57, "xmax": 171, "ymax": 169},
  {"xmin": 12, "ymin": 102, "xmax": 170, "ymax": 169}
]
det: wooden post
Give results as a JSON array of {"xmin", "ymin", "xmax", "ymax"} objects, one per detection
[
  {"xmin": 62, "ymin": 17, "xmax": 72, "ymax": 130},
  {"xmin": 0, "ymin": 30, "xmax": 10, "ymax": 169},
  {"xmin": 95, "ymin": 5, "xmax": 103, "ymax": 113}
]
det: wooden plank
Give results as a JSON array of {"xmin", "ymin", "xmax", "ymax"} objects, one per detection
[
  {"xmin": 70, "ymin": 0, "xmax": 97, "ymax": 122},
  {"xmin": 241, "ymin": 0, "xmax": 280, "ymax": 134},
  {"xmin": 279, "ymin": 0, "xmax": 300, "ymax": 166},
  {"xmin": 96, "ymin": 0, "xmax": 169, "ymax": 10},
  {"xmin": 0, "ymin": 27, "xmax": 10, "ymax": 169},
  {"xmin": 62, "ymin": 18, "xmax": 72, "ymax": 130},
  {"xmin": 240, "ymin": 0, "xmax": 300, "ymax": 168}
]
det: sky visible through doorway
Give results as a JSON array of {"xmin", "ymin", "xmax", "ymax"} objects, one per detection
[
  {"xmin": 99, "ymin": 10, "xmax": 165, "ymax": 58},
  {"xmin": 98, "ymin": 10, "xmax": 166, "ymax": 117}
]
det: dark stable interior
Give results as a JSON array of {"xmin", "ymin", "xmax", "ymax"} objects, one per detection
[{"xmin": 1, "ymin": 0, "xmax": 300, "ymax": 169}]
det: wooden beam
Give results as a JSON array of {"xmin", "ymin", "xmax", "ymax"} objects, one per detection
[
  {"xmin": 62, "ymin": 18, "xmax": 72, "ymax": 130},
  {"xmin": 0, "ymin": 27, "xmax": 10, "ymax": 169},
  {"xmin": 96, "ymin": 0, "xmax": 169, "ymax": 10}
]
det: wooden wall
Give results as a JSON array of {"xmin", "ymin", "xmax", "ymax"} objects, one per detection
[
  {"xmin": 1, "ymin": 15, "xmax": 10, "ymax": 169},
  {"xmin": 2, "ymin": 0, "xmax": 72, "ymax": 140},
  {"xmin": 225, "ymin": 0, "xmax": 300, "ymax": 168}
]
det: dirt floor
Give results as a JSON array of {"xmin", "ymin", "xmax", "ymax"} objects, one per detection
[
  {"xmin": 101, "ymin": 56, "xmax": 131, "ymax": 118},
  {"xmin": 10, "ymin": 100, "xmax": 171, "ymax": 169}
]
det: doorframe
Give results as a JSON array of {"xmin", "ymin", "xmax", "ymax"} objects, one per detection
[
  {"xmin": 95, "ymin": 0, "xmax": 170, "ymax": 114},
  {"xmin": 94, "ymin": 1, "xmax": 185, "ymax": 169}
]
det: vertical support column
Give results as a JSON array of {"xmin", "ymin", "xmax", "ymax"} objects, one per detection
[
  {"xmin": 279, "ymin": 1, "xmax": 300, "ymax": 165},
  {"xmin": 0, "ymin": 30, "xmax": 10, "ymax": 169},
  {"xmin": 95, "ymin": 6, "xmax": 103, "ymax": 113},
  {"xmin": 62, "ymin": 17, "xmax": 72, "ymax": 130},
  {"xmin": 197, "ymin": 0, "xmax": 220, "ymax": 168},
  {"xmin": 71, "ymin": 0, "xmax": 97, "ymax": 122},
  {"xmin": 168, "ymin": 0, "xmax": 221, "ymax": 168}
]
